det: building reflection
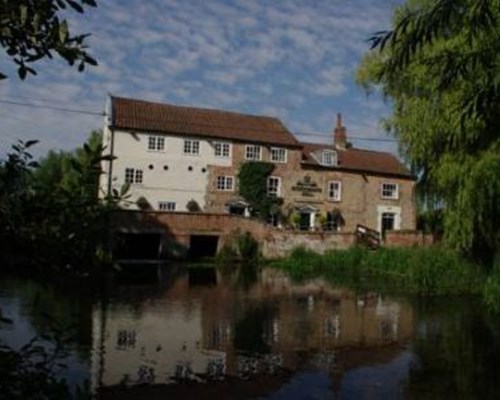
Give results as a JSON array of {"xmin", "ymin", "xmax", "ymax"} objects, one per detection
[{"xmin": 92, "ymin": 267, "xmax": 414, "ymax": 396}]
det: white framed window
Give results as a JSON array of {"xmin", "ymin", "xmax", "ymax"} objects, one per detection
[
  {"xmin": 158, "ymin": 201, "xmax": 176, "ymax": 211},
  {"xmin": 327, "ymin": 181, "xmax": 342, "ymax": 201},
  {"xmin": 124, "ymin": 168, "xmax": 143, "ymax": 184},
  {"xmin": 216, "ymin": 176, "xmax": 234, "ymax": 191},
  {"xmin": 245, "ymin": 144, "xmax": 261, "ymax": 161},
  {"xmin": 321, "ymin": 150, "xmax": 337, "ymax": 166},
  {"xmin": 214, "ymin": 142, "xmax": 231, "ymax": 158},
  {"xmin": 183, "ymin": 139, "xmax": 200, "ymax": 155},
  {"xmin": 148, "ymin": 136, "xmax": 165, "ymax": 151},
  {"xmin": 381, "ymin": 182, "xmax": 399, "ymax": 199},
  {"xmin": 270, "ymin": 147, "xmax": 287, "ymax": 163},
  {"xmin": 267, "ymin": 176, "xmax": 281, "ymax": 197}
]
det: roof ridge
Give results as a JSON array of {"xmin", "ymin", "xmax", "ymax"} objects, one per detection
[
  {"xmin": 112, "ymin": 95, "xmax": 285, "ymax": 123},
  {"xmin": 347, "ymin": 147, "xmax": 398, "ymax": 156},
  {"xmin": 299, "ymin": 141, "xmax": 399, "ymax": 157}
]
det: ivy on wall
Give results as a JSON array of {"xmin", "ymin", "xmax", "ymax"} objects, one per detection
[{"xmin": 237, "ymin": 161, "xmax": 282, "ymax": 219}]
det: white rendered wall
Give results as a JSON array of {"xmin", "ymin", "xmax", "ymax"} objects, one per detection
[
  {"xmin": 101, "ymin": 129, "xmax": 232, "ymax": 211},
  {"xmin": 98, "ymin": 123, "xmax": 112, "ymax": 199},
  {"xmin": 90, "ymin": 301, "xmax": 225, "ymax": 388}
]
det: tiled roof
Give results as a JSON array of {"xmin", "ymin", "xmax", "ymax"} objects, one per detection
[
  {"xmin": 301, "ymin": 142, "xmax": 414, "ymax": 179},
  {"xmin": 111, "ymin": 96, "xmax": 300, "ymax": 147}
]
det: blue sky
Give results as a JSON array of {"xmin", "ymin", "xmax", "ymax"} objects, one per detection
[{"xmin": 0, "ymin": 0, "xmax": 402, "ymax": 157}]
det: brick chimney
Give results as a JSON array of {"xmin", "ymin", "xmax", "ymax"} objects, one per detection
[{"xmin": 334, "ymin": 113, "xmax": 347, "ymax": 150}]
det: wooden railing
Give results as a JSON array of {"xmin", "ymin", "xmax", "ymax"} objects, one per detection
[{"xmin": 355, "ymin": 224, "xmax": 381, "ymax": 249}]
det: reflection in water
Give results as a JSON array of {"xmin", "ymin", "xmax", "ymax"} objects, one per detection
[
  {"xmin": 4, "ymin": 268, "xmax": 500, "ymax": 399},
  {"xmin": 91, "ymin": 267, "xmax": 414, "ymax": 397}
]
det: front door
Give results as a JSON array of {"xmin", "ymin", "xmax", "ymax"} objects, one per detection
[
  {"xmin": 377, "ymin": 206, "xmax": 401, "ymax": 237},
  {"xmin": 299, "ymin": 212, "xmax": 311, "ymax": 231},
  {"xmin": 381, "ymin": 212, "xmax": 395, "ymax": 238}
]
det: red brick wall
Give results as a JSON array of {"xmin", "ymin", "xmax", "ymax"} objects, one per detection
[
  {"xmin": 384, "ymin": 230, "xmax": 435, "ymax": 247},
  {"xmin": 109, "ymin": 211, "xmax": 431, "ymax": 258}
]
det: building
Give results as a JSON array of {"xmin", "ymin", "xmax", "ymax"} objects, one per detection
[{"xmin": 100, "ymin": 96, "xmax": 416, "ymax": 235}]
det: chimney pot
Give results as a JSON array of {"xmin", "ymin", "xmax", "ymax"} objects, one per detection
[
  {"xmin": 336, "ymin": 113, "xmax": 342, "ymax": 129},
  {"xmin": 334, "ymin": 113, "xmax": 347, "ymax": 150}
]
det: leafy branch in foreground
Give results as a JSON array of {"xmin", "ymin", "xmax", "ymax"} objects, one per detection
[
  {"xmin": 0, "ymin": 0, "xmax": 98, "ymax": 80},
  {"xmin": 0, "ymin": 312, "xmax": 90, "ymax": 400}
]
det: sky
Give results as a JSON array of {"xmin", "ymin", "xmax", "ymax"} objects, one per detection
[{"xmin": 0, "ymin": 0, "xmax": 402, "ymax": 158}]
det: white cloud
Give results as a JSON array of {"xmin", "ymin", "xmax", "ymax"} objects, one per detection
[{"xmin": 0, "ymin": 0, "xmax": 401, "ymax": 157}]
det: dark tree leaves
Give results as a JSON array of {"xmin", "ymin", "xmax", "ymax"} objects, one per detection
[{"xmin": 0, "ymin": 0, "xmax": 98, "ymax": 81}]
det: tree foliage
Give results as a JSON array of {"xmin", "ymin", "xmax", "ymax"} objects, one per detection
[
  {"xmin": 237, "ymin": 161, "xmax": 281, "ymax": 220},
  {"xmin": 0, "ymin": 0, "xmax": 97, "ymax": 80},
  {"xmin": 357, "ymin": 0, "xmax": 500, "ymax": 259},
  {"xmin": 0, "ymin": 130, "xmax": 122, "ymax": 272}
]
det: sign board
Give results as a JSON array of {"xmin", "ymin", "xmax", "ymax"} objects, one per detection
[{"xmin": 291, "ymin": 175, "xmax": 322, "ymax": 197}]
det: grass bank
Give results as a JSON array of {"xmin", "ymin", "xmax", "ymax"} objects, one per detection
[{"xmin": 272, "ymin": 246, "xmax": 486, "ymax": 296}]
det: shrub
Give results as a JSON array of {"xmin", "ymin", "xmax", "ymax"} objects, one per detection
[
  {"xmin": 215, "ymin": 243, "xmax": 239, "ymax": 266},
  {"xmin": 274, "ymin": 246, "xmax": 484, "ymax": 296},
  {"xmin": 186, "ymin": 199, "xmax": 201, "ymax": 212},
  {"xmin": 236, "ymin": 231, "xmax": 260, "ymax": 262}
]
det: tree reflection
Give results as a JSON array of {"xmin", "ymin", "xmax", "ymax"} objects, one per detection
[
  {"xmin": 404, "ymin": 298, "xmax": 500, "ymax": 399},
  {"xmin": 234, "ymin": 305, "xmax": 275, "ymax": 354}
]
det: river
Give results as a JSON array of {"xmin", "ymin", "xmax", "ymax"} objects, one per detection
[{"xmin": 1, "ymin": 265, "xmax": 499, "ymax": 399}]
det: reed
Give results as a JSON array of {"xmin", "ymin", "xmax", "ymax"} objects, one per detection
[{"xmin": 273, "ymin": 246, "xmax": 485, "ymax": 296}]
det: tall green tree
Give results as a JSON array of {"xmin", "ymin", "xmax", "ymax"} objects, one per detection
[
  {"xmin": 0, "ymin": 0, "xmax": 97, "ymax": 80},
  {"xmin": 0, "ymin": 130, "xmax": 120, "ymax": 272},
  {"xmin": 357, "ymin": 0, "xmax": 500, "ymax": 260}
]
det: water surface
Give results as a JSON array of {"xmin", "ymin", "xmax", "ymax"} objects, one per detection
[{"xmin": 1, "ymin": 266, "xmax": 499, "ymax": 399}]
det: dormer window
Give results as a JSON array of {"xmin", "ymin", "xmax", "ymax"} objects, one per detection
[{"xmin": 321, "ymin": 150, "xmax": 337, "ymax": 167}]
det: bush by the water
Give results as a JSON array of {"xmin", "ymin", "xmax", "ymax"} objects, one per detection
[
  {"xmin": 215, "ymin": 230, "xmax": 260, "ymax": 265},
  {"xmin": 275, "ymin": 246, "xmax": 484, "ymax": 295}
]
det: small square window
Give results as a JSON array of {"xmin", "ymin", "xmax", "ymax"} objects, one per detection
[
  {"xmin": 216, "ymin": 176, "xmax": 234, "ymax": 191},
  {"xmin": 381, "ymin": 183, "xmax": 399, "ymax": 199},
  {"xmin": 158, "ymin": 201, "xmax": 176, "ymax": 211},
  {"xmin": 148, "ymin": 136, "xmax": 165, "ymax": 151},
  {"xmin": 328, "ymin": 181, "xmax": 342, "ymax": 201},
  {"xmin": 245, "ymin": 145, "xmax": 261, "ymax": 161},
  {"xmin": 125, "ymin": 168, "xmax": 143, "ymax": 184},
  {"xmin": 184, "ymin": 139, "xmax": 200, "ymax": 155},
  {"xmin": 214, "ymin": 142, "xmax": 231, "ymax": 158},
  {"xmin": 267, "ymin": 176, "xmax": 281, "ymax": 197},
  {"xmin": 270, "ymin": 147, "xmax": 287, "ymax": 163},
  {"xmin": 125, "ymin": 168, "xmax": 134, "ymax": 183}
]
